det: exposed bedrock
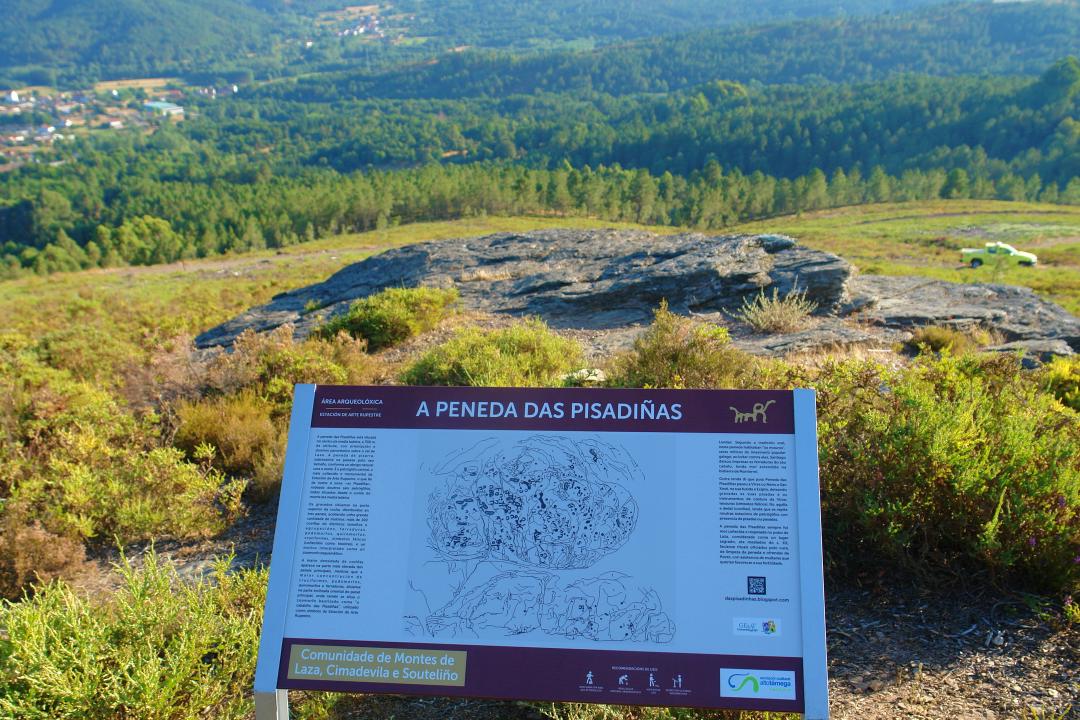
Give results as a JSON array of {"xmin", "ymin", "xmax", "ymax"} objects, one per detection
[
  {"xmin": 196, "ymin": 228, "xmax": 1079, "ymax": 358},
  {"xmin": 195, "ymin": 229, "xmax": 853, "ymax": 348}
]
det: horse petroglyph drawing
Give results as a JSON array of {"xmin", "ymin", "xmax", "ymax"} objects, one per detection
[{"xmin": 730, "ymin": 399, "xmax": 776, "ymax": 423}]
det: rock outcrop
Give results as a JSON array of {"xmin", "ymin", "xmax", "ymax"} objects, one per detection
[
  {"xmin": 196, "ymin": 229, "xmax": 853, "ymax": 348},
  {"xmin": 196, "ymin": 228, "xmax": 1079, "ymax": 359},
  {"xmin": 846, "ymin": 276, "xmax": 1080, "ymax": 352}
]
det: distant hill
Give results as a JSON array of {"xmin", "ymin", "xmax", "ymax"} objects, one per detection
[
  {"xmin": 382, "ymin": 0, "xmax": 963, "ymax": 51},
  {"xmin": 298, "ymin": 1, "xmax": 1080, "ymax": 99},
  {"xmin": 0, "ymin": 0, "xmax": 284, "ymax": 84},
  {"xmin": 1, "ymin": 0, "xmax": 972, "ymax": 85}
]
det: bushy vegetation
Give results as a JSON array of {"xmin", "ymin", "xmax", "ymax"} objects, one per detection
[
  {"xmin": 603, "ymin": 307, "xmax": 1080, "ymax": 592},
  {"xmin": 173, "ymin": 392, "xmax": 284, "ymax": 501},
  {"xmin": 1044, "ymin": 355, "xmax": 1080, "ymax": 412},
  {"xmin": 815, "ymin": 353, "xmax": 1079, "ymax": 590},
  {"xmin": 199, "ymin": 326, "xmax": 380, "ymax": 410},
  {"xmin": 401, "ymin": 318, "xmax": 583, "ymax": 387},
  {"xmin": 905, "ymin": 325, "xmax": 996, "ymax": 355},
  {"xmin": 317, "ymin": 287, "xmax": 459, "ymax": 351},
  {"xmin": 0, "ymin": 332, "xmax": 245, "ymax": 598},
  {"xmin": 737, "ymin": 288, "xmax": 818, "ymax": 334},
  {"xmin": 0, "ymin": 551, "xmax": 264, "ymax": 720},
  {"xmin": 175, "ymin": 326, "xmax": 382, "ymax": 498},
  {"xmin": 606, "ymin": 302, "xmax": 749, "ymax": 389}
]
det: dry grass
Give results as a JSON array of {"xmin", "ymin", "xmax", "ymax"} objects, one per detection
[{"xmin": 737, "ymin": 287, "xmax": 818, "ymax": 333}]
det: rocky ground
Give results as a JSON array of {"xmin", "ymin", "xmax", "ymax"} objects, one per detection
[{"xmin": 196, "ymin": 229, "xmax": 1080, "ymax": 361}]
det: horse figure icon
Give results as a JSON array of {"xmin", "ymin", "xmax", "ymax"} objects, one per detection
[{"xmin": 730, "ymin": 399, "xmax": 775, "ymax": 423}]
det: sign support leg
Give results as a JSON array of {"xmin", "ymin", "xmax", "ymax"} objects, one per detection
[{"xmin": 254, "ymin": 689, "xmax": 289, "ymax": 720}]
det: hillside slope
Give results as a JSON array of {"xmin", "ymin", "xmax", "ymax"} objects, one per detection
[
  {"xmin": 0, "ymin": 0, "xmax": 282, "ymax": 78},
  {"xmin": 314, "ymin": 1, "xmax": 1080, "ymax": 98}
]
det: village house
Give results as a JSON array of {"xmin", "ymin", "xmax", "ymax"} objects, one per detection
[{"xmin": 142, "ymin": 100, "xmax": 184, "ymax": 118}]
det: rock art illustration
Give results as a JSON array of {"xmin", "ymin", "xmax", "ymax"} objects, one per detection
[{"xmin": 405, "ymin": 435, "xmax": 675, "ymax": 644}]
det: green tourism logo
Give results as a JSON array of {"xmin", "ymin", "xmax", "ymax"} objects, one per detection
[
  {"xmin": 728, "ymin": 673, "xmax": 760, "ymax": 693},
  {"xmin": 721, "ymin": 669, "xmax": 797, "ymax": 700}
]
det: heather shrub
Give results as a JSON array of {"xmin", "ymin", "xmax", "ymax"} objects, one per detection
[
  {"xmin": 317, "ymin": 286, "xmax": 459, "ymax": 351},
  {"xmin": 0, "ymin": 337, "xmax": 244, "ymax": 595},
  {"xmin": 188, "ymin": 328, "xmax": 381, "ymax": 498},
  {"xmin": 905, "ymin": 325, "xmax": 995, "ymax": 355},
  {"xmin": 1044, "ymin": 355, "xmax": 1080, "ymax": 411},
  {"xmin": 737, "ymin": 287, "xmax": 818, "ymax": 333},
  {"xmin": 173, "ymin": 391, "xmax": 286, "ymax": 501},
  {"xmin": 0, "ymin": 509, "xmax": 89, "ymax": 600},
  {"xmin": 0, "ymin": 551, "xmax": 264, "ymax": 720},
  {"xmin": 815, "ymin": 353, "xmax": 1080, "ymax": 591},
  {"xmin": 401, "ymin": 318, "xmax": 583, "ymax": 386},
  {"xmin": 204, "ymin": 326, "xmax": 380, "ymax": 411},
  {"xmin": 606, "ymin": 302, "xmax": 751, "ymax": 389}
]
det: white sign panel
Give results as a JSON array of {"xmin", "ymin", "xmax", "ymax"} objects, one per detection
[{"xmin": 254, "ymin": 386, "xmax": 828, "ymax": 718}]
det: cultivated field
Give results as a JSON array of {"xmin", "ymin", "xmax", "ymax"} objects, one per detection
[{"xmin": 93, "ymin": 77, "xmax": 179, "ymax": 92}]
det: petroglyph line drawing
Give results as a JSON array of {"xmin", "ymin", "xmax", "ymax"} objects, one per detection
[
  {"xmin": 730, "ymin": 399, "xmax": 775, "ymax": 423},
  {"xmin": 425, "ymin": 435, "xmax": 640, "ymax": 569},
  {"xmin": 406, "ymin": 435, "xmax": 674, "ymax": 644},
  {"xmin": 405, "ymin": 569, "xmax": 675, "ymax": 643}
]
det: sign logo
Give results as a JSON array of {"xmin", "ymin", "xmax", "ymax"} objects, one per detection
[
  {"xmin": 730, "ymin": 400, "xmax": 775, "ymax": 424},
  {"xmin": 733, "ymin": 618, "xmax": 781, "ymax": 637},
  {"xmin": 720, "ymin": 669, "xmax": 797, "ymax": 700}
]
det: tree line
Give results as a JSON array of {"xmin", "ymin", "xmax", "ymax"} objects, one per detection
[{"xmin": 4, "ymin": 157, "xmax": 1078, "ymax": 277}]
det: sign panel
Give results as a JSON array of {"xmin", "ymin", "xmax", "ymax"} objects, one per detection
[{"xmin": 255, "ymin": 385, "xmax": 828, "ymax": 718}]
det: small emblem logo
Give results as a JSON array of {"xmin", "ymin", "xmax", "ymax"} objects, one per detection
[{"xmin": 730, "ymin": 399, "xmax": 775, "ymax": 423}]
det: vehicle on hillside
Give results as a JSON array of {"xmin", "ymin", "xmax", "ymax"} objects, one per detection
[{"xmin": 960, "ymin": 241, "xmax": 1037, "ymax": 268}]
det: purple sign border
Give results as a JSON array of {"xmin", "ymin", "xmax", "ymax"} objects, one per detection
[
  {"xmin": 311, "ymin": 385, "xmax": 795, "ymax": 435},
  {"xmin": 279, "ymin": 637, "xmax": 804, "ymax": 713}
]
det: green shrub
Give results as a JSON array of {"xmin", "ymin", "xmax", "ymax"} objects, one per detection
[
  {"xmin": 737, "ymin": 287, "xmax": 818, "ymax": 334},
  {"xmin": 0, "ymin": 336, "xmax": 245, "ymax": 596},
  {"xmin": 317, "ymin": 286, "xmax": 459, "ymax": 351},
  {"xmin": 204, "ymin": 326, "xmax": 381, "ymax": 411},
  {"xmin": 815, "ymin": 353, "xmax": 1080, "ymax": 591},
  {"xmin": 905, "ymin": 325, "xmax": 995, "ymax": 355},
  {"xmin": 0, "ymin": 551, "xmax": 264, "ymax": 720},
  {"xmin": 606, "ymin": 302, "xmax": 751, "ymax": 389},
  {"xmin": 173, "ymin": 391, "xmax": 286, "ymax": 501},
  {"xmin": 14, "ymin": 444, "xmax": 245, "ymax": 546},
  {"xmin": 401, "ymin": 318, "xmax": 583, "ymax": 387},
  {"xmin": 1044, "ymin": 355, "xmax": 1080, "ymax": 411}
]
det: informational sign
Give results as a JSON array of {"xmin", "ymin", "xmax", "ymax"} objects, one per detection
[{"xmin": 254, "ymin": 385, "xmax": 828, "ymax": 719}]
